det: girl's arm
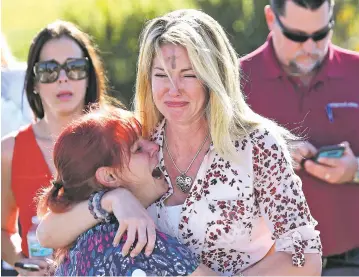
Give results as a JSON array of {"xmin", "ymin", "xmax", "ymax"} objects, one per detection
[{"xmin": 37, "ymin": 188, "xmax": 156, "ymax": 256}]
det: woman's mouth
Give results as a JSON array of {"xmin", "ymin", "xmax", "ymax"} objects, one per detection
[
  {"xmin": 56, "ymin": 91, "xmax": 73, "ymax": 101},
  {"xmin": 165, "ymin": 101, "xmax": 188, "ymax": 108},
  {"xmin": 151, "ymin": 166, "xmax": 163, "ymax": 180}
]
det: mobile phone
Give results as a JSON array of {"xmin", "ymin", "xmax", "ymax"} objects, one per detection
[
  {"xmin": 312, "ymin": 145, "xmax": 345, "ymax": 162},
  {"xmin": 300, "ymin": 144, "xmax": 345, "ymax": 168},
  {"xmin": 14, "ymin": 262, "xmax": 40, "ymax": 272}
]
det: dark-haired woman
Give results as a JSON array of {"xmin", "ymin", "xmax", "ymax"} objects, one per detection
[
  {"xmin": 36, "ymin": 108, "xmax": 216, "ymax": 276},
  {"xmin": 1, "ymin": 20, "xmax": 108, "ymax": 276}
]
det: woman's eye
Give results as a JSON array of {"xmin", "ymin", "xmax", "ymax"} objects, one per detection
[
  {"xmin": 184, "ymin": 75, "xmax": 197, "ymax": 78},
  {"xmin": 135, "ymin": 147, "xmax": 142, "ymax": 153},
  {"xmin": 154, "ymin": 74, "xmax": 168, "ymax": 78}
]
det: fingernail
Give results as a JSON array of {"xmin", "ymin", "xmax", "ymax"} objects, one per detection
[
  {"xmin": 113, "ymin": 242, "xmax": 118, "ymax": 247},
  {"xmin": 145, "ymin": 251, "xmax": 151, "ymax": 257},
  {"xmin": 122, "ymin": 251, "xmax": 127, "ymax": 256},
  {"xmin": 130, "ymin": 252, "xmax": 136, "ymax": 258}
]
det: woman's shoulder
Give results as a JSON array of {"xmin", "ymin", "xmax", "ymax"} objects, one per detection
[
  {"xmin": 1, "ymin": 124, "xmax": 35, "ymax": 160},
  {"xmin": 1, "ymin": 132, "xmax": 17, "ymax": 164},
  {"xmin": 238, "ymin": 124, "xmax": 287, "ymax": 150},
  {"xmin": 235, "ymin": 124, "xmax": 293, "ymax": 163}
]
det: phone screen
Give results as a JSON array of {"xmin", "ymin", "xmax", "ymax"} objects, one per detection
[{"xmin": 314, "ymin": 145, "xmax": 345, "ymax": 161}]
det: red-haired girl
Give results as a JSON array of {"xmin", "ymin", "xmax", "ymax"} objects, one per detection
[{"xmin": 37, "ymin": 108, "xmax": 216, "ymax": 276}]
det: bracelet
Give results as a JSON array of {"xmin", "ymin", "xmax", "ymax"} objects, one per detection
[
  {"xmin": 95, "ymin": 191, "xmax": 112, "ymax": 223},
  {"xmin": 88, "ymin": 191, "xmax": 112, "ymax": 222},
  {"xmin": 88, "ymin": 192, "xmax": 100, "ymax": 221}
]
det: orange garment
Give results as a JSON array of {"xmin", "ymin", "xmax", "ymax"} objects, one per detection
[{"xmin": 11, "ymin": 125, "xmax": 52, "ymax": 257}]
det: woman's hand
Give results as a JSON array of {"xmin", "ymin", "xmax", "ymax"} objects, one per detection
[{"xmin": 102, "ymin": 189, "xmax": 157, "ymax": 257}]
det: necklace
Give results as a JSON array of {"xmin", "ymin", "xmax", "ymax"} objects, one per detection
[{"xmin": 164, "ymin": 130, "xmax": 210, "ymax": 193}]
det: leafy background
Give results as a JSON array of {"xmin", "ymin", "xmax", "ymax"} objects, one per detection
[{"xmin": 3, "ymin": 0, "xmax": 359, "ymax": 107}]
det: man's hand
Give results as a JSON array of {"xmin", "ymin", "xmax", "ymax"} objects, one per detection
[
  {"xmin": 291, "ymin": 141, "xmax": 317, "ymax": 170},
  {"xmin": 303, "ymin": 141, "xmax": 358, "ymax": 184}
]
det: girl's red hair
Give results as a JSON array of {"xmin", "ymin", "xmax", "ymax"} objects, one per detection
[{"xmin": 37, "ymin": 107, "xmax": 141, "ymax": 217}]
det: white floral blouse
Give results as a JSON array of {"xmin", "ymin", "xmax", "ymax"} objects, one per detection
[{"xmin": 148, "ymin": 120, "xmax": 322, "ymax": 275}]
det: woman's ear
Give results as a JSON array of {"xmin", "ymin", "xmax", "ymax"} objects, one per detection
[{"xmin": 95, "ymin": 167, "xmax": 119, "ymax": 188}]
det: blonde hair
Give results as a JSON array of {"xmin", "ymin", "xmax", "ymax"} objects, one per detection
[{"xmin": 134, "ymin": 9, "xmax": 294, "ymax": 160}]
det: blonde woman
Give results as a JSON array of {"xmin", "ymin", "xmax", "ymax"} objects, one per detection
[{"xmin": 37, "ymin": 10, "xmax": 322, "ymax": 276}]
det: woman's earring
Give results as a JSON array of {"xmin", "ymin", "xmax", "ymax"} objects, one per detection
[{"xmin": 33, "ymin": 90, "xmax": 38, "ymax": 95}]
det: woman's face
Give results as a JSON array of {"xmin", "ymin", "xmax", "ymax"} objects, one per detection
[
  {"xmin": 151, "ymin": 44, "xmax": 208, "ymax": 125},
  {"xmin": 35, "ymin": 36, "xmax": 88, "ymax": 117},
  {"xmin": 116, "ymin": 138, "xmax": 168, "ymax": 196}
]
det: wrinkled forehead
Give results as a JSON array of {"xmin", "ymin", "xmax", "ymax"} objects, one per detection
[{"xmin": 279, "ymin": 1, "xmax": 332, "ymax": 34}]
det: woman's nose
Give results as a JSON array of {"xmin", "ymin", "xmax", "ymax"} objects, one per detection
[
  {"xmin": 168, "ymin": 78, "xmax": 181, "ymax": 97},
  {"xmin": 146, "ymin": 141, "xmax": 160, "ymax": 158},
  {"xmin": 57, "ymin": 69, "xmax": 68, "ymax": 83}
]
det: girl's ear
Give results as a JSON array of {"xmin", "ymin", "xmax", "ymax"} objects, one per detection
[{"xmin": 95, "ymin": 167, "xmax": 120, "ymax": 188}]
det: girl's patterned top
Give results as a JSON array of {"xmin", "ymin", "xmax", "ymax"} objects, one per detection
[
  {"xmin": 55, "ymin": 222, "xmax": 199, "ymax": 276},
  {"xmin": 148, "ymin": 120, "xmax": 322, "ymax": 276}
]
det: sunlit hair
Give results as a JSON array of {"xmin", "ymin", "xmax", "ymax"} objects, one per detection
[
  {"xmin": 37, "ymin": 106, "xmax": 141, "ymax": 218},
  {"xmin": 134, "ymin": 9, "xmax": 294, "ymax": 160}
]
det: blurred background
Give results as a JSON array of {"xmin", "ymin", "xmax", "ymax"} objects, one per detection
[{"xmin": 2, "ymin": 0, "xmax": 359, "ymax": 107}]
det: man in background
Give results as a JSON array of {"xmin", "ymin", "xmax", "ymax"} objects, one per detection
[
  {"xmin": 1, "ymin": 34, "xmax": 32, "ymax": 276},
  {"xmin": 1, "ymin": 33, "xmax": 32, "ymax": 138},
  {"xmin": 240, "ymin": 0, "xmax": 359, "ymax": 275}
]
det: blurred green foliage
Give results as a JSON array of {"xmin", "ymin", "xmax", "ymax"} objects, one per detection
[
  {"xmin": 2, "ymin": 0, "xmax": 359, "ymax": 107},
  {"xmin": 60, "ymin": 0, "xmax": 195, "ymax": 105}
]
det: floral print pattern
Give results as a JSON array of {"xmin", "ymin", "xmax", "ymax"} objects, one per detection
[
  {"xmin": 55, "ymin": 222, "xmax": 199, "ymax": 276},
  {"xmin": 150, "ymin": 120, "xmax": 322, "ymax": 275}
]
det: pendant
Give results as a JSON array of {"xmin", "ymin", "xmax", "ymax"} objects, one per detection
[{"xmin": 175, "ymin": 174, "xmax": 192, "ymax": 193}]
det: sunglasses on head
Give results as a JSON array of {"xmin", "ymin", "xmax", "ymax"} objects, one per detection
[
  {"xmin": 275, "ymin": 13, "xmax": 334, "ymax": 43},
  {"xmin": 33, "ymin": 57, "xmax": 89, "ymax": 84}
]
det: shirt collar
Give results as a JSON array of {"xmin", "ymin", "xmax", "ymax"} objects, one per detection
[
  {"xmin": 319, "ymin": 43, "xmax": 345, "ymax": 79},
  {"xmin": 261, "ymin": 33, "xmax": 344, "ymax": 80}
]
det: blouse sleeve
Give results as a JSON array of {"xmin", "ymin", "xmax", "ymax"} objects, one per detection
[{"xmin": 250, "ymin": 128, "xmax": 322, "ymax": 267}]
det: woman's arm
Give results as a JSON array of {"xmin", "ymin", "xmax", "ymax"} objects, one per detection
[
  {"xmin": 37, "ymin": 188, "xmax": 156, "ymax": 253},
  {"xmin": 1, "ymin": 136, "xmax": 24, "ymax": 265},
  {"xmin": 250, "ymin": 129, "xmax": 322, "ymax": 275},
  {"xmin": 2, "ymin": 136, "xmax": 55, "ymax": 276},
  {"xmin": 37, "ymin": 201, "xmax": 97, "ymax": 248},
  {"xmin": 243, "ymin": 252, "xmax": 321, "ymax": 276}
]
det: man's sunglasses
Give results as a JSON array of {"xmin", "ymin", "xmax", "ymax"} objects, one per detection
[
  {"xmin": 275, "ymin": 14, "xmax": 334, "ymax": 43},
  {"xmin": 33, "ymin": 57, "xmax": 89, "ymax": 84}
]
